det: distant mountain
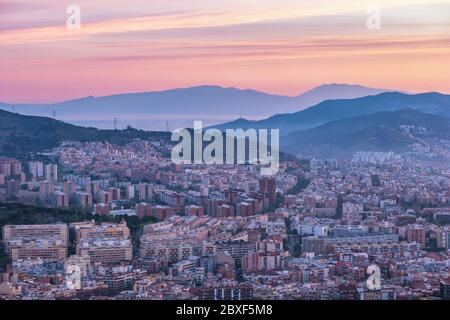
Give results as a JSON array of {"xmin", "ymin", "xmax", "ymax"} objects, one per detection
[
  {"xmin": 0, "ymin": 109, "xmax": 170, "ymax": 160},
  {"xmin": 213, "ymin": 92, "xmax": 450, "ymax": 134},
  {"xmin": 0, "ymin": 84, "xmax": 392, "ymax": 130},
  {"xmin": 281, "ymin": 109, "xmax": 450, "ymax": 158},
  {"xmin": 291, "ymin": 83, "xmax": 392, "ymax": 108}
]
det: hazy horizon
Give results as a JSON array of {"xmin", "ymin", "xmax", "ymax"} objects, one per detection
[{"xmin": 1, "ymin": 0, "xmax": 449, "ymax": 103}]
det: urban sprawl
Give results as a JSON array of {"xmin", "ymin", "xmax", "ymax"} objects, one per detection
[{"xmin": 1, "ymin": 138, "xmax": 450, "ymax": 300}]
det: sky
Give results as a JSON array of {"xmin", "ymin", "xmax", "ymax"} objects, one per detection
[{"xmin": 0, "ymin": 0, "xmax": 449, "ymax": 103}]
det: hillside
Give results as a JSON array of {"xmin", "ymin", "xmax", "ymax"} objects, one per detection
[
  {"xmin": 0, "ymin": 109, "xmax": 170, "ymax": 159},
  {"xmin": 281, "ymin": 109, "xmax": 450, "ymax": 158},
  {"xmin": 214, "ymin": 92, "xmax": 450, "ymax": 134}
]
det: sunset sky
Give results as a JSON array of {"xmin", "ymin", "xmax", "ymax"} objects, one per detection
[{"xmin": 1, "ymin": 0, "xmax": 449, "ymax": 103}]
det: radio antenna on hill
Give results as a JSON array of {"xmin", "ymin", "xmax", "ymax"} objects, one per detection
[
  {"xmin": 114, "ymin": 117, "xmax": 118, "ymax": 130},
  {"xmin": 165, "ymin": 120, "xmax": 170, "ymax": 132},
  {"xmin": 52, "ymin": 110, "xmax": 56, "ymax": 119}
]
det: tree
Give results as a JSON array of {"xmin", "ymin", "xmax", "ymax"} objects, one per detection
[{"xmin": 287, "ymin": 177, "xmax": 310, "ymax": 195}]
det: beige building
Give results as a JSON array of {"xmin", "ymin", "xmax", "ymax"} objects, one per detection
[
  {"xmin": 8, "ymin": 239, "xmax": 67, "ymax": 262},
  {"xmin": 72, "ymin": 221, "xmax": 132, "ymax": 265},
  {"xmin": 71, "ymin": 221, "xmax": 130, "ymax": 243},
  {"xmin": 77, "ymin": 239, "xmax": 132, "ymax": 265},
  {"xmin": 3, "ymin": 224, "xmax": 68, "ymax": 247},
  {"xmin": 2, "ymin": 224, "xmax": 69, "ymax": 262}
]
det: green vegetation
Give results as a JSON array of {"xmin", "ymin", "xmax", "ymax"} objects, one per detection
[
  {"xmin": 287, "ymin": 177, "xmax": 310, "ymax": 195},
  {"xmin": 292, "ymin": 242, "xmax": 301, "ymax": 258},
  {"xmin": 334, "ymin": 195, "xmax": 344, "ymax": 219},
  {"xmin": 371, "ymin": 174, "xmax": 381, "ymax": 187},
  {"xmin": 284, "ymin": 217, "xmax": 291, "ymax": 230},
  {"xmin": 0, "ymin": 249, "xmax": 10, "ymax": 271},
  {"xmin": 266, "ymin": 192, "xmax": 284, "ymax": 212},
  {"xmin": 0, "ymin": 203, "xmax": 89, "ymax": 227},
  {"xmin": 424, "ymin": 247, "xmax": 446, "ymax": 253},
  {"xmin": 284, "ymin": 218, "xmax": 301, "ymax": 257},
  {"xmin": 0, "ymin": 109, "xmax": 171, "ymax": 160},
  {"xmin": 283, "ymin": 109, "xmax": 450, "ymax": 158}
]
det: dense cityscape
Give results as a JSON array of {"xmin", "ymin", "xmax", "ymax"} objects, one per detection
[
  {"xmin": 1, "ymin": 134, "xmax": 450, "ymax": 300},
  {"xmin": 1, "ymin": 0, "xmax": 449, "ymax": 307}
]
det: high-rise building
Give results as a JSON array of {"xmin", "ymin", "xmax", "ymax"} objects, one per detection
[
  {"xmin": 302, "ymin": 236, "xmax": 328, "ymax": 257},
  {"xmin": 94, "ymin": 203, "xmax": 110, "ymax": 216},
  {"xmin": 44, "ymin": 164, "xmax": 58, "ymax": 182},
  {"xmin": 53, "ymin": 191, "xmax": 69, "ymax": 208},
  {"xmin": 259, "ymin": 176, "xmax": 276, "ymax": 205},
  {"xmin": 99, "ymin": 190, "xmax": 113, "ymax": 204},
  {"xmin": 108, "ymin": 187, "xmax": 121, "ymax": 201},
  {"xmin": 0, "ymin": 158, "xmax": 22, "ymax": 177},
  {"xmin": 243, "ymin": 239, "xmax": 285, "ymax": 272},
  {"xmin": 126, "ymin": 185, "xmax": 135, "ymax": 200},
  {"xmin": 137, "ymin": 183, "xmax": 154, "ymax": 201},
  {"xmin": 185, "ymin": 205, "xmax": 205, "ymax": 217},
  {"xmin": 75, "ymin": 192, "xmax": 93, "ymax": 211},
  {"xmin": 157, "ymin": 190, "xmax": 185, "ymax": 207},
  {"xmin": 406, "ymin": 224, "xmax": 427, "ymax": 247},
  {"xmin": 136, "ymin": 203, "xmax": 153, "ymax": 218},
  {"xmin": 6, "ymin": 180, "xmax": 20, "ymax": 200},
  {"xmin": 207, "ymin": 199, "xmax": 226, "ymax": 217},
  {"xmin": 237, "ymin": 202, "xmax": 254, "ymax": 217},
  {"xmin": 437, "ymin": 227, "xmax": 450, "ymax": 249},
  {"xmin": 85, "ymin": 182, "xmax": 100, "ymax": 199},
  {"xmin": 63, "ymin": 181, "xmax": 77, "ymax": 195},
  {"xmin": 39, "ymin": 181, "xmax": 54, "ymax": 203},
  {"xmin": 216, "ymin": 204, "xmax": 235, "ymax": 217},
  {"xmin": 152, "ymin": 205, "xmax": 177, "ymax": 220},
  {"xmin": 0, "ymin": 160, "xmax": 11, "ymax": 176},
  {"xmin": 28, "ymin": 161, "xmax": 44, "ymax": 178}
]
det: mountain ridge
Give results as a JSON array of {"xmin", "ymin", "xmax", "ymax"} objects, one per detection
[
  {"xmin": 213, "ymin": 92, "xmax": 450, "ymax": 134},
  {"xmin": 0, "ymin": 84, "xmax": 393, "ymax": 130},
  {"xmin": 281, "ymin": 108, "xmax": 450, "ymax": 158}
]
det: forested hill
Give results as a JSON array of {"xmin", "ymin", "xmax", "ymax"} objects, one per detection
[{"xmin": 0, "ymin": 109, "xmax": 171, "ymax": 159}]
